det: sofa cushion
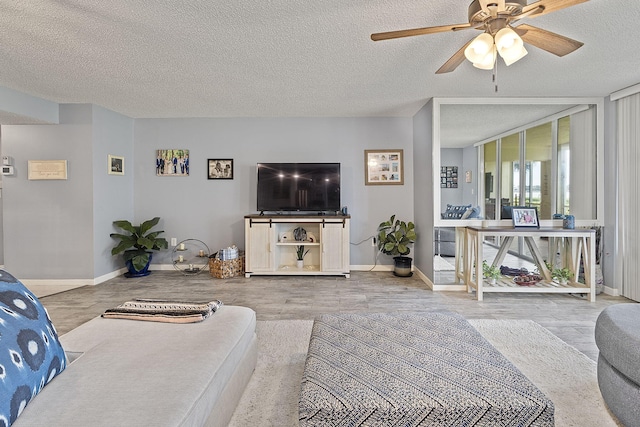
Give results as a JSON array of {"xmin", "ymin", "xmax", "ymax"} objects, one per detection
[
  {"xmin": 441, "ymin": 204, "xmax": 471, "ymax": 219},
  {"xmin": 14, "ymin": 305, "xmax": 256, "ymax": 427},
  {"xmin": 0, "ymin": 271, "xmax": 67, "ymax": 426},
  {"xmin": 595, "ymin": 303, "xmax": 640, "ymax": 386}
]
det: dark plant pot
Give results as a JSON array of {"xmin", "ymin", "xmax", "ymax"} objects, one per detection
[
  {"xmin": 393, "ymin": 256, "xmax": 413, "ymax": 277},
  {"xmin": 124, "ymin": 253, "xmax": 153, "ymax": 278}
]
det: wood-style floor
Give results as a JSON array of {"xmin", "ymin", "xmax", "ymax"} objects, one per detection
[{"xmin": 40, "ymin": 270, "xmax": 631, "ymax": 362}]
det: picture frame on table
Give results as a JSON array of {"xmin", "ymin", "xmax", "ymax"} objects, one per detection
[
  {"xmin": 364, "ymin": 149, "xmax": 403, "ymax": 185},
  {"xmin": 208, "ymin": 159, "xmax": 233, "ymax": 179},
  {"xmin": 512, "ymin": 207, "xmax": 540, "ymax": 228}
]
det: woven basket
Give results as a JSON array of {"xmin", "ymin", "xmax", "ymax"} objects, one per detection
[{"xmin": 209, "ymin": 256, "xmax": 245, "ymax": 279}]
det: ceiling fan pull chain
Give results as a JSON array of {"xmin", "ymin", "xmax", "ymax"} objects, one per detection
[{"xmin": 493, "ymin": 59, "xmax": 499, "ymax": 93}]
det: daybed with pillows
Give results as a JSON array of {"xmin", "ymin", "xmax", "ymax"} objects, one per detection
[
  {"xmin": 0, "ymin": 271, "xmax": 257, "ymax": 427},
  {"xmin": 435, "ymin": 204, "xmax": 481, "ymax": 257}
]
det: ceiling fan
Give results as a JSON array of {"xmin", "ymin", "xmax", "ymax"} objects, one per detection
[{"xmin": 371, "ymin": 0, "xmax": 588, "ymax": 74}]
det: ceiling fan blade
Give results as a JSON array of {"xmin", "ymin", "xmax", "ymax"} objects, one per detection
[
  {"xmin": 371, "ymin": 23, "xmax": 472, "ymax": 41},
  {"xmin": 515, "ymin": 24, "xmax": 584, "ymax": 56},
  {"xmin": 436, "ymin": 40, "xmax": 473, "ymax": 74},
  {"xmin": 522, "ymin": 0, "xmax": 589, "ymax": 19}
]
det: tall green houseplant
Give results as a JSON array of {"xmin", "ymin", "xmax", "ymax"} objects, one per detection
[
  {"xmin": 111, "ymin": 217, "xmax": 168, "ymax": 276},
  {"xmin": 377, "ymin": 215, "xmax": 416, "ymax": 276}
]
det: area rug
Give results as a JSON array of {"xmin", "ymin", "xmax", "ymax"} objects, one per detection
[
  {"xmin": 433, "ymin": 255, "xmax": 455, "ymax": 271},
  {"xmin": 228, "ymin": 319, "xmax": 619, "ymax": 427}
]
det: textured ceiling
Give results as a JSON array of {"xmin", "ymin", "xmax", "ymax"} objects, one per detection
[{"xmin": 0, "ymin": 1, "xmax": 638, "ymax": 119}]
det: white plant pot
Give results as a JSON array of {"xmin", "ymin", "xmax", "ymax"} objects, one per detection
[
  {"xmin": 296, "ymin": 260, "xmax": 304, "ymax": 269},
  {"xmin": 558, "ymin": 278, "xmax": 568, "ymax": 285},
  {"xmin": 489, "ymin": 278, "xmax": 497, "ymax": 285}
]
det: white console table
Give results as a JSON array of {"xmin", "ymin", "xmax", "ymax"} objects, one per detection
[
  {"xmin": 459, "ymin": 226, "xmax": 596, "ymax": 302},
  {"xmin": 244, "ymin": 215, "xmax": 350, "ymax": 278}
]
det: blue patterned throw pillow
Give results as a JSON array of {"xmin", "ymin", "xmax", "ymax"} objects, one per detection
[{"xmin": 0, "ymin": 270, "xmax": 67, "ymax": 426}]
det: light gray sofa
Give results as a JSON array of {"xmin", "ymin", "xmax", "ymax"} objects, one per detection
[
  {"xmin": 14, "ymin": 305, "xmax": 257, "ymax": 427},
  {"xmin": 595, "ymin": 303, "xmax": 640, "ymax": 427}
]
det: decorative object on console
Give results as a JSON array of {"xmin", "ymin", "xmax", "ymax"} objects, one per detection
[
  {"xmin": 208, "ymin": 159, "xmax": 233, "ymax": 179},
  {"xmin": 0, "ymin": 270, "xmax": 67, "ymax": 426},
  {"xmin": 293, "ymin": 227, "xmax": 307, "ymax": 241},
  {"xmin": 551, "ymin": 267, "xmax": 573, "ymax": 285},
  {"xmin": 377, "ymin": 215, "xmax": 416, "ymax": 277},
  {"xmin": 296, "ymin": 245, "xmax": 310, "ymax": 268},
  {"xmin": 364, "ymin": 149, "xmax": 403, "ymax": 185},
  {"xmin": 482, "ymin": 260, "xmax": 501, "ymax": 285},
  {"xmin": 108, "ymin": 154, "xmax": 124, "ymax": 175},
  {"xmin": 440, "ymin": 166, "xmax": 458, "ymax": 188},
  {"xmin": 512, "ymin": 206, "xmax": 539, "ymax": 228},
  {"xmin": 156, "ymin": 149, "xmax": 189, "ymax": 176},
  {"xmin": 110, "ymin": 217, "xmax": 169, "ymax": 277}
]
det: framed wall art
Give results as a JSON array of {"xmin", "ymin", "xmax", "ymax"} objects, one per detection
[
  {"xmin": 28, "ymin": 160, "xmax": 68, "ymax": 180},
  {"xmin": 512, "ymin": 206, "xmax": 540, "ymax": 228},
  {"xmin": 208, "ymin": 159, "xmax": 233, "ymax": 179},
  {"xmin": 156, "ymin": 149, "xmax": 189, "ymax": 176},
  {"xmin": 108, "ymin": 155, "xmax": 124, "ymax": 175},
  {"xmin": 364, "ymin": 149, "xmax": 403, "ymax": 185},
  {"xmin": 440, "ymin": 166, "xmax": 458, "ymax": 188}
]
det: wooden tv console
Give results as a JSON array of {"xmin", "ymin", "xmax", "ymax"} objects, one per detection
[{"xmin": 244, "ymin": 215, "xmax": 350, "ymax": 278}]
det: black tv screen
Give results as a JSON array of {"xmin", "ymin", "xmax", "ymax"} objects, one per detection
[{"xmin": 257, "ymin": 163, "xmax": 341, "ymax": 212}]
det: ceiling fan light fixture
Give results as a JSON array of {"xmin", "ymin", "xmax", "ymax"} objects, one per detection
[
  {"xmin": 472, "ymin": 45, "xmax": 497, "ymax": 70},
  {"xmin": 495, "ymin": 27, "xmax": 528, "ymax": 65},
  {"xmin": 464, "ymin": 33, "xmax": 494, "ymax": 63}
]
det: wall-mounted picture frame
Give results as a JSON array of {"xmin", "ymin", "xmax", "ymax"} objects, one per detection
[
  {"xmin": 156, "ymin": 149, "xmax": 189, "ymax": 176},
  {"xmin": 28, "ymin": 160, "xmax": 68, "ymax": 180},
  {"xmin": 208, "ymin": 159, "xmax": 233, "ymax": 179},
  {"xmin": 512, "ymin": 206, "xmax": 540, "ymax": 228},
  {"xmin": 440, "ymin": 166, "xmax": 458, "ymax": 188},
  {"xmin": 364, "ymin": 149, "xmax": 403, "ymax": 185},
  {"xmin": 108, "ymin": 155, "xmax": 124, "ymax": 175}
]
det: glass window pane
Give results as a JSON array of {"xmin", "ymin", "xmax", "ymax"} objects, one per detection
[
  {"xmin": 557, "ymin": 116, "xmax": 571, "ymax": 215},
  {"xmin": 525, "ymin": 122, "xmax": 553, "ymax": 218},
  {"xmin": 501, "ymin": 133, "xmax": 519, "ymax": 218},
  {"xmin": 483, "ymin": 141, "xmax": 497, "ymax": 220}
]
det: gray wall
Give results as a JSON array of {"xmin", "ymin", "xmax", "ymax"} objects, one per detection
[
  {"xmin": 92, "ymin": 105, "xmax": 135, "ymax": 277},
  {"xmin": 2, "ymin": 105, "xmax": 95, "ymax": 279},
  {"xmin": 412, "ymin": 100, "xmax": 433, "ymax": 275},
  {"xmin": 2, "ymin": 104, "xmax": 134, "ymax": 280},
  {"xmin": 133, "ymin": 117, "xmax": 415, "ymax": 267}
]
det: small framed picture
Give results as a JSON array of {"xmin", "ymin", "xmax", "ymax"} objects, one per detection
[
  {"xmin": 364, "ymin": 149, "xmax": 404, "ymax": 185},
  {"xmin": 156, "ymin": 149, "xmax": 189, "ymax": 176},
  {"xmin": 208, "ymin": 159, "xmax": 233, "ymax": 180},
  {"xmin": 108, "ymin": 155, "xmax": 124, "ymax": 175},
  {"xmin": 512, "ymin": 207, "xmax": 540, "ymax": 228}
]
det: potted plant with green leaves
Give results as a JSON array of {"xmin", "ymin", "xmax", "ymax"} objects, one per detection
[
  {"xmin": 110, "ymin": 217, "xmax": 168, "ymax": 277},
  {"xmin": 377, "ymin": 215, "xmax": 416, "ymax": 277},
  {"xmin": 482, "ymin": 260, "xmax": 501, "ymax": 285},
  {"xmin": 552, "ymin": 267, "xmax": 573, "ymax": 285},
  {"xmin": 296, "ymin": 245, "xmax": 309, "ymax": 269}
]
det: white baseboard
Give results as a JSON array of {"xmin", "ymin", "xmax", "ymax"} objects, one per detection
[
  {"xmin": 94, "ymin": 268, "xmax": 128, "ymax": 285},
  {"xmin": 603, "ymin": 285, "xmax": 620, "ymax": 296},
  {"xmin": 20, "ymin": 278, "xmax": 95, "ymax": 287},
  {"xmin": 350, "ymin": 265, "xmax": 393, "ymax": 272}
]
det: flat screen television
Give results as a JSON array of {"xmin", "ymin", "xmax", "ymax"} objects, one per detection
[{"xmin": 256, "ymin": 163, "xmax": 341, "ymax": 213}]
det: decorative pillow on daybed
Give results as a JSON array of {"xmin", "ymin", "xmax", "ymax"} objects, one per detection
[
  {"xmin": 0, "ymin": 270, "xmax": 67, "ymax": 426},
  {"xmin": 441, "ymin": 204, "xmax": 471, "ymax": 219},
  {"xmin": 461, "ymin": 205, "xmax": 482, "ymax": 219}
]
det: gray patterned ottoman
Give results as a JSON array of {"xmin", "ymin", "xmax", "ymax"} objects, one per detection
[{"xmin": 299, "ymin": 312, "xmax": 553, "ymax": 426}]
